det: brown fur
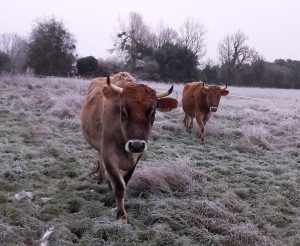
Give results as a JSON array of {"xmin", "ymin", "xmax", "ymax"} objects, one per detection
[
  {"xmin": 81, "ymin": 72, "xmax": 178, "ymax": 223},
  {"xmin": 182, "ymin": 81, "xmax": 229, "ymax": 143}
]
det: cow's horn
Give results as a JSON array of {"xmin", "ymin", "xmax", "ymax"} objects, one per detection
[
  {"xmin": 223, "ymin": 82, "xmax": 227, "ymax": 90},
  {"xmin": 107, "ymin": 75, "xmax": 123, "ymax": 94},
  {"xmin": 202, "ymin": 81, "xmax": 209, "ymax": 89},
  {"xmin": 156, "ymin": 85, "xmax": 173, "ymax": 98}
]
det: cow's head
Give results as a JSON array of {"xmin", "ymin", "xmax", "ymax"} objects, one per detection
[
  {"xmin": 103, "ymin": 76, "xmax": 178, "ymax": 153},
  {"xmin": 202, "ymin": 83, "xmax": 229, "ymax": 112}
]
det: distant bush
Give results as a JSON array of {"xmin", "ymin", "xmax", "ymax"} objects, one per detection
[
  {"xmin": 138, "ymin": 57, "xmax": 160, "ymax": 81},
  {"xmin": 76, "ymin": 56, "xmax": 98, "ymax": 77},
  {"xmin": 27, "ymin": 17, "xmax": 76, "ymax": 76},
  {"xmin": 75, "ymin": 57, "xmax": 126, "ymax": 77},
  {"xmin": 154, "ymin": 43, "xmax": 199, "ymax": 82},
  {"xmin": 97, "ymin": 58, "xmax": 125, "ymax": 77},
  {"xmin": 199, "ymin": 59, "xmax": 300, "ymax": 89},
  {"xmin": 0, "ymin": 52, "xmax": 10, "ymax": 72}
]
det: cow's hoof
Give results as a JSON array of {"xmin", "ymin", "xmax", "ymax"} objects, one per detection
[
  {"xmin": 117, "ymin": 212, "xmax": 128, "ymax": 224},
  {"xmin": 119, "ymin": 216, "xmax": 128, "ymax": 224}
]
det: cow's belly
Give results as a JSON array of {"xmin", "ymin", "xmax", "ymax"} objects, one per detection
[{"xmin": 182, "ymin": 102, "xmax": 195, "ymax": 117}]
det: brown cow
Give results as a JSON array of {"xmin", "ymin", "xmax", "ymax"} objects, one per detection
[
  {"xmin": 182, "ymin": 82, "xmax": 229, "ymax": 143},
  {"xmin": 81, "ymin": 72, "xmax": 178, "ymax": 223}
]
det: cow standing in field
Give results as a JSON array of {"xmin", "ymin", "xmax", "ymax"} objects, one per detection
[
  {"xmin": 81, "ymin": 72, "xmax": 178, "ymax": 223},
  {"xmin": 182, "ymin": 82, "xmax": 229, "ymax": 143}
]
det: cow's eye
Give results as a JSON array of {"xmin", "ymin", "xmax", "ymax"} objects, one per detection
[
  {"xmin": 146, "ymin": 107, "xmax": 156, "ymax": 119},
  {"xmin": 121, "ymin": 106, "xmax": 128, "ymax": 120},
  {"xmin": 149, "ymin": 109, "xmax": 156, "ymax": 118}
]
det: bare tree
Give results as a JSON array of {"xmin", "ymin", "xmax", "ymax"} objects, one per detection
[
  {"xmin": 218, "ymin": 30, "xmax": 258, "ymax": 68},
  {"xmin": 0, "ymin": 33, "xmax": 15, "ymax": 57},
  {"xmin": 177, "ymin": 18, "xmax": 206, "ymax": 59},
  {"xmin": 217, "ymin": 30, "xmax": 259, "ymax": 84},
  {"xmin": 0, "ymin": 33, "xmax": 28, "ymax": 72},
  {"xmin": 156, "ymin": 22, "xmax": 178, "ymax": 47},
  {"xmin": 112, "ymin": 12, "xmax": 156, "ymax": 68}
]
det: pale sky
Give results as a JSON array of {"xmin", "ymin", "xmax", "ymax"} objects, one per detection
[{"xmin": 1, "ymin": 0, "xmax": 299, "ymax": 63}]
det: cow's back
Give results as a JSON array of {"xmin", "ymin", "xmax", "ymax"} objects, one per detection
[{"xmin": 182, "ymin": 82, "xmax": 201, "ymax": 117}]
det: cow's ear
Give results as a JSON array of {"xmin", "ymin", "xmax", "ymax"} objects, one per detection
[
  {"xmin": 221, "ymin": 89, "xmax": 229, "ymax": 96},
  {"xmin": 157, "ymin": 98, "xmax": 178, "ymax": 112},
  {"xmin": 102, "ymin": 85, "xmax": 119, "ymax": 99}
]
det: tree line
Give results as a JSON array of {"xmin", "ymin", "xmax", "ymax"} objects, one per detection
[{"xmin": 0, "ymin": 14, "xmax": 299, "ymax": 89}]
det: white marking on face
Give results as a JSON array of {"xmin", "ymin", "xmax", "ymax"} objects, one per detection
[
  {"xmin": 125, "ymin": 140, "xmax": 147, "ymax": 153},
  {"xmin": 210, "ymin": 107, "xmax": 218, "ymax": 112}
]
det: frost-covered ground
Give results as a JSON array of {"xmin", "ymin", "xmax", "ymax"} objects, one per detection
[{"xmin": 0, "ymin": 74, "xmax": 299, "ymax": 245}]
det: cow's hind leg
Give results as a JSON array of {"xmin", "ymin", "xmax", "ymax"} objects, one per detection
[
  {"xmin": 88, "ymin": 154, "xmax": 105, "ymax": 184},
  {"xmin": 184, "ymin": 113, "xmax": 192, "ymax": 133},
  {"xmin": 96, "ymin": 154, "xmax": 105, "ymax": 184},
  {"xmin": 188, "ymin": 117, "xmax": 194, "ymax": 133},
  {"xmin": 195, "ymin": 113, "xmax": 205, "ymax": 144},
  {"xmin": 183, "ymin": 114, "xmax": 188, "ymax": 130}
]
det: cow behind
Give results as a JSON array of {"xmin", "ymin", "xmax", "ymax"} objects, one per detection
[
  {"xmin": 81, "ymin": 72, "xmax": 178, "ymax": 223},
  {"xmin": 182, "ymin": 82, "xmax": 229, "ymax": 143}
]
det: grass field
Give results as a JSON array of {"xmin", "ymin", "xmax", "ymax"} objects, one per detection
[{"xmin": 0, "ymin": 74, "xmax": 299, "ymax": 245}]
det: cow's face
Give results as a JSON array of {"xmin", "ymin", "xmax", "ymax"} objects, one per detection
[
  {"xmin": 103, "ymin": 77, "xmax": 178, "ymax": 153},
  {"xmin": 120, "ymin": 84, "xmax": 157, "ymax": 153},
  {"xmin": 203, "ymin": 85, "xmax": 229, "ymax": 112}
]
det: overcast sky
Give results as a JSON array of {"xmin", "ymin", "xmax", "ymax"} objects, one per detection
[{"xmin": 1, "ymin": 0, "xmax": 299, "ymax": 63}]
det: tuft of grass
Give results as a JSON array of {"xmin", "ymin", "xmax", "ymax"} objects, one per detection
[
  {"xmin": 92, "ymin": 223, "xmax": 140, "ymax": 245},
  {"xmin": 0, "ymin": 181, "xmax": 19, "ymax": 192},
  {"xmin": 129, "ymin": 156, "xmax": 196, "ymax": 197},
  {"xmin": 39, "ymin": 204, "xmax": 63, "ymax": 221},
  {"xmin": 0, "ymin": 191, "xmax": 7, "ymax": 204},
  {"xmin": 221, "ymin": 224, "xmax": 273, "ymax": 246},
  {"xmin": 48, "ymin": 223, "xmax": 79, "ymax": 245}
]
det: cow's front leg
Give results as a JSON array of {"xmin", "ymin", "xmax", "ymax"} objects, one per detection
[
  {"xmin": 123, "ymin": 166, "xmax": 136, "ymax": 186},
  {"xmin": 203, "ymin": 113, "xmax": 211, "ymax": 127},
  {"xmin": 195, "ymin": 113, "xmax": 205, "ymax": 144},
  {"xmin": 123, "ymin": 154, "xmax": 141, "ymax": 186},
  {"xmin": 107, "ymin": 169, "xmax": 127, "ymax": 224}
]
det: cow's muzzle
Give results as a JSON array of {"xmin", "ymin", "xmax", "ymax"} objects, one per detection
[
  {"xmin": 210, "ymin": 107, "xmax": 218, "ymax": 112},
  {"xmin": 125, "ymin": 140, "xmax": 147, "ymax": 153}
]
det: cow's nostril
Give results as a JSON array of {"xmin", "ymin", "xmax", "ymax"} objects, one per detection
[
  {"xmin": 126, "ymin": 140, "xmax": 147, "ymax": 153},
  {"xmin": 129, "ymin": 141, "xmax": 144, "ymax": 149}
]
